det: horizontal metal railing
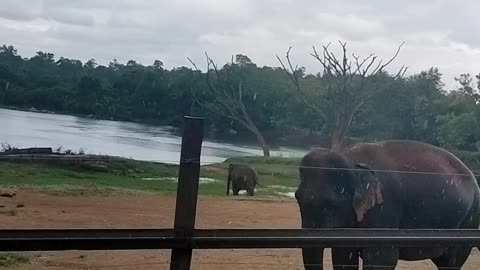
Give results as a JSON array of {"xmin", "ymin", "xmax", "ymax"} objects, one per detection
[{"xmin": 1, "ymin": 228, "xmax": 479, "ymax": 251}]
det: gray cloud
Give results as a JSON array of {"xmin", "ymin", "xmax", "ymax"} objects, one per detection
[
  {"xmin": 1, "ymin": 0, "xmax": 480, "ymax": 88},
  {"xmin": 46, "ymin": 8, "xmax": 95, "ymax": 26},
  {"xmin": 0, "ymin": 0, "xmax": 94, "ymax": 26}
]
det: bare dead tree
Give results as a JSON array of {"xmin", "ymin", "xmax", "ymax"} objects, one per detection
[
  {"xmin": 277, "ymin": 41, "xmax": 407, "ymax": 151},
  {"xmin": 188, "ymin": 54, "xmax": 270, "ymax": 157}
]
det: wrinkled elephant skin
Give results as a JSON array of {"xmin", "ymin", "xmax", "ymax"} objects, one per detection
[{"xmin": 296, "ymin": 140, "xmax": 480, "ymax": 270}]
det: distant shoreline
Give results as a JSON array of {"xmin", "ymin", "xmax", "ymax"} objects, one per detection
[
  {"xmin": 0, "ymin": 105, "xmax": 57, "ymax": 115},
  {"xmin": 0, "ymin": 105, "xmax": 316, "ymax": 150}
]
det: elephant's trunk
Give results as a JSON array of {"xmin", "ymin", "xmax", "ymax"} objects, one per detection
[{"xmin": 226, "ymin": 164, "xmax": 233, "ymax": 196}]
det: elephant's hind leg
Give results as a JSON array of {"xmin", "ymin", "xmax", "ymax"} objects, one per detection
[
  {"xmin": 431, "ymin": 247, "xmax": 472, "ymax": 270},
  {"xmin": 434, "ymin": 199, "xmax": 480, "ymax": 270},
  {"xmin": 332, "ymin": 248, "xmax": 358, "ymax": 270}
]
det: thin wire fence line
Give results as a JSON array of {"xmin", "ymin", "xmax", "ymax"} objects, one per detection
[
  {"xmin": 137, "ymin": 158, "xmax": 480, "ymax": 178},
  {"xmin": 2, "ymin": 156, "xmax": 479, "ymax": 177},
  {"xmin": 233, "ymin": 163, "xmax": 480, "ymax": 178},
  {"xmin": 190, "ymin": 159, "xmax": 480, "ymax": 178},
  {"xmin": 2, "ymin": 154, "xmax": 478, "ymax": 176}
]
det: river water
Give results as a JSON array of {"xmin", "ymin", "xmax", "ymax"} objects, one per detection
[{"xmin": 0, "ymin": 108, "xmax": 307, "ymax": 164}]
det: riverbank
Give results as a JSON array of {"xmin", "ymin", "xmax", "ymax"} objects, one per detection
[
  {"xmin": 0, "ymin": 104, "xmax": 179, "ymax": 131},
  {"xmin": 0, "ymin": 155, "xmax": 300, "ymax": 198}
]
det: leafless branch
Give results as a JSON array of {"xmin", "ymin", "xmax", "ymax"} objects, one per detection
[
  {"xmin": 277, "ymin": 47, "xmax": 328, "ymax": 121},
  {"xmin": 339, "ymin": 41, "xmax": 352, "ymax": 75},
  {"xmin": 281, "ymin": 41, "xmax": 406, "ymax": 150},
  {"xmin": 371, "ymin": 42, "xmax": 405, "ymax": 75},
  {"xmin": 204, "ymin": 52, "xmax": 235, "ymax": 102},
  {"xmin": 362, "ymin": 55, "xmax": 378, "ymax": 76},
  {"xmin": 393, "ymin": 66, "xmax": 408, "ymax": 79},
  {"xmin": 352, "ymin": 53, "xmax": 375, "ymax": 75},
  {"xmin": 357, "ymin": 65, "xmax": 408, "ymax": 103},
  {"xmin": 196, "ymin": 99, "xmax": 248, "ymax": 127},
  {"xmin": 380, "ymin": 42, "xmax": 405, "ymax": 69},
  {"xmin": 187, "ymin": 57, "xmax": 199, "ymax": 71},
  {"xmin": 202, "ymin": 53, "xmax": 258, "ymax": 127},
  {"xmin": 192, "ymin": 52, "xmax": 271, "ymax": 155}
]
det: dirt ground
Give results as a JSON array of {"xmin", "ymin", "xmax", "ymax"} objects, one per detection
[{"xmin": 0, "ymin": 190, "xmax": 479, "ymax": 270}]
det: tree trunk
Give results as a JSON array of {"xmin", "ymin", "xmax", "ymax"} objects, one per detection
[
  {"xmin": 318, "ymin": 122, "xmax": 329, "ymax": 136},
  {"xmin": 330, "ymin": 114, "xmax": 349, "ymax": 152},
  {"xmin": 329, "ymin": 102, "xmax": 363, "ymax": 152},
  {"xmin": 330, "ymin": 111, "xmax": 354, "ymax": 151},
  {"xmin": 252, "ymin": 126, "xmax": 270, "ymax": 157},
  {"xmin": 244, "ymin": 122, "xmax": 270, "ymax": 157},
  {"xmin": 237, "ymin": 98, "xmax": 271, "ymax": 157},
  {"xmin": 330, "ymin": 135, "xmax": 345, "ymax": 152}
]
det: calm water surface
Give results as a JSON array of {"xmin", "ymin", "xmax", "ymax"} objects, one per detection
[{"xmin": 0, "ymin": 109, "xmax": 307, "ymax": 164}]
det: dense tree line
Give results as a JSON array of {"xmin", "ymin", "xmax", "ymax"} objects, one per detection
[{"xmin": 0, "ymin": 44, "xmax": 479, "ymax": 153}]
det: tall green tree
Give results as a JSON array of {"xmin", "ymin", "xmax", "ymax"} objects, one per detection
[{"xmin": 2, "ymin": 43, "xmax": 480, "ymax": 155}]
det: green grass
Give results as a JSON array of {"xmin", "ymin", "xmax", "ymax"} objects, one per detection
[
  {"xmin": 0, "ymin": 253, "xmax": 29, "ymax": 267},
  {"xmin": 0, "ymin": 161, "xmax": 179, "ymax": 194},
  {"xmin": 2, "ymin": 153, "xmax": 477, "ymax": 198},
  {"xmin": 200, "ymin": 156, "xmax": 300, "ymax": 196},
  {"xmin": 0, "ymin": 156, "xmax": 301, "ymax": 198},
  {"xmin": 207, "ymin": 156, "xmax": 300, "ymax": 186}
]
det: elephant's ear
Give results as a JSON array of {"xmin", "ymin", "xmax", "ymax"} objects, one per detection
[{"xmin": 352, "ymin": 163, "xmax": 383, "ymax": 223}]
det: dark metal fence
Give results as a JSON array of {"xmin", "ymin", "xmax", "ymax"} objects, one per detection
[{"xmin": 1, "ymin": 116, "xmax": 480, "ymax": 270}]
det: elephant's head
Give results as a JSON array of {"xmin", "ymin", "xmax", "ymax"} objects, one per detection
[{"xmin": 295, "ymin": 151, "xmax": 383, "ymax": 228}]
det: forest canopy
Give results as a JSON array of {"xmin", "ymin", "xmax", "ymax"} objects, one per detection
[{"xmin": 1, "ymin": 44, "xmax": 479, "ymax": 153}]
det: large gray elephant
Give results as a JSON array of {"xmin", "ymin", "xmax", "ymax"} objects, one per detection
[
  {"xmin": 295, "ymin": 140, "xmax": 480, "ymax": 270},
  {"xmin": 226, "ymin": 163, "xmax": 264, "ymax": 196}
]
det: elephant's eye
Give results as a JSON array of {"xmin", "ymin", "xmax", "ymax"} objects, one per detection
[{"xmin": 334, "ymin": 185, "xmax": 345, "ymax": 195}]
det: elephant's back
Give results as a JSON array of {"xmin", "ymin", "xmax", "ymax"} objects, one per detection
[
  {"xmin": 345, "ymin": 140, "xmax": 475, "ymax": 183},
  {"xmin": 230, "ymin": 164, "xmax": 257, "ymax": 184},
  {"xmin": 345, "ymin": 140, "xmax": 479, "ymax": 229}
]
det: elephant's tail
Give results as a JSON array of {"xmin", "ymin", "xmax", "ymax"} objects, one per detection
[
  {"xmin": 256, "ymin": 181, "xmax": 267, "ymax": 188},
  {"xmin": 253, "ymin": 170, "xmax": 267, "ymax": 188}
]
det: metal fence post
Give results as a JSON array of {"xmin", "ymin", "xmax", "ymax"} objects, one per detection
[{"xmin": 170, "ymin": 116, "xmax": 204, "ymax": 270}]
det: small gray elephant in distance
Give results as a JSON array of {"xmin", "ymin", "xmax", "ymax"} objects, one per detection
[{"xmin": 226, "ymin": 163, "xmax": 265, "ymax": 196}]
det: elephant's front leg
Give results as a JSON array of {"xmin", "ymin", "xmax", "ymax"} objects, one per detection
[
  {"xmin": 302, "ymin": 247, "xmax": 324, "ymax": 270},
  {"xmin": 361, "ymin": 247, "xmax": 398, "ymax": 270},
  {"xmin": 332, "ymin": 248, "xmax": 359, "ymax": 270}
]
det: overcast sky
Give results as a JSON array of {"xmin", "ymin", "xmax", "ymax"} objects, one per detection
[{"xmin": 2, "ymin": 0, "xmax": 480, "ymax": 89}]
